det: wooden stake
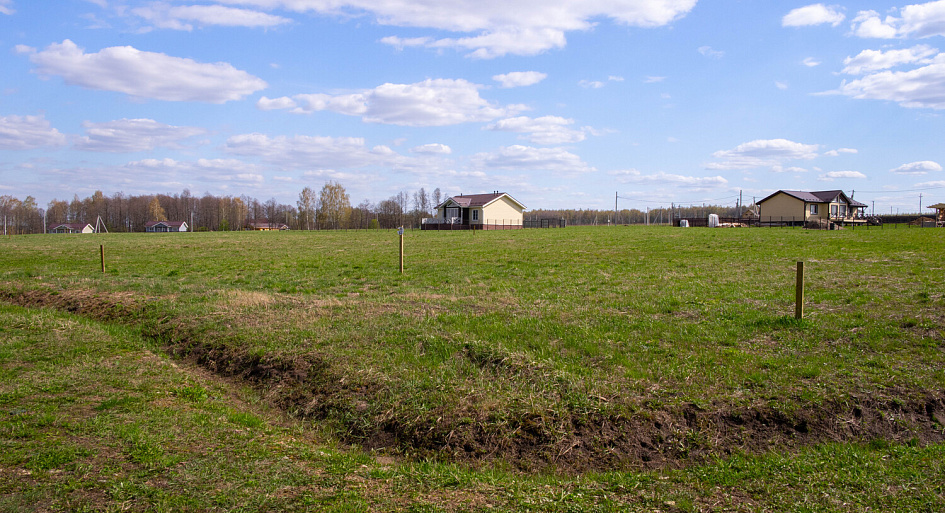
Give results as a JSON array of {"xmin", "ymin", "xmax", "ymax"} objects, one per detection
[
  {"xmin": 100, "ymin": 244, "xmax": 106, "ymax": 273},
  {"xmin": 398, "ymin": 227, "xmax": 404, "ymax": 274},
  {"xmin": 795, "ymin": 261, "xmax": 804, "ymax": 319}
]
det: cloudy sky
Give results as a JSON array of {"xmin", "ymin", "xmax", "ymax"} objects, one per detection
[{"xmin": 3, "ymin": 1, "xmax": 945, "ymax": 213}]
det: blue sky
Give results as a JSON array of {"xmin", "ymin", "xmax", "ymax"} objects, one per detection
[{"xmin": 2, "ymin": 1, "xmax": 945, "ymax": 214}]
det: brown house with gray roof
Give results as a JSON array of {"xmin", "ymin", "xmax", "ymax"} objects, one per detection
[{"xmin": 757, "ymin": 190, "xmax": 867, "ymax": 226}]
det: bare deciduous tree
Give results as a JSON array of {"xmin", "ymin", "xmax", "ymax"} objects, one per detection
[{"xmin": 318, "ymin": 181, "xmax": 351, "ymax": 230}]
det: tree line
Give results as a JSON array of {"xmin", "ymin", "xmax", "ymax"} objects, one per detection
[
  {"xmin": 1, "ymin": 184, "xmax": 752, "ymax": 235},
  {"xmin": 528, "ymin": 204, "xmax": 745, "ymax": 226},
  {"xmin": 0, "ymin": 183, "xmax": 445, "ymax": 234}
]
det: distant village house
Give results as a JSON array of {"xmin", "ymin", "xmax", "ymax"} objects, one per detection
[
  {"xmin": 423, "ymin": 192, "xmax": 526, "ymax": 230},
  {"xmin": 757, "ymin": 190, "xmax": 867, "ymax": 226},
  {"xmin": 145, "ymin": 221, "xmax": 189, "ymax": 232},
  {"xmin": 49, "ymin": 223, "xmax": 94, "ymax": 234},
  {"xmin": 245, "ymin": 220, "xmax": 289, "ymax": 231}
]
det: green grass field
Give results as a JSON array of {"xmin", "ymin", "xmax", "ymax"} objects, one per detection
[{"xmin": 1, "ymin": 225, "xmax": 944, "ymax": 511}]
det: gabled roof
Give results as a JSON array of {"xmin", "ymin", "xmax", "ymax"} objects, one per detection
[
  {"xmin": 145, "ymin": 221, "xmax": 187, "ymax": 228},
  {"xmin": 436, "ymin": 192, "xmax": 526, "ymax": 211},
  {"xmin": 50, "ymin": 223, "xmax": 92, "ymax": 230},
  {"xmin": 246, "ymin": 220, "xmax": 288, "ymax": 229},
  {"xmin": 758, "ymin": 190, "xmax": 859, "ymax": 206}
]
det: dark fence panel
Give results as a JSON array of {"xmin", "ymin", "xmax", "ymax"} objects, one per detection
[{"xmin": 524, "ymin": 218, "xmax": 567, "ymax": 228}]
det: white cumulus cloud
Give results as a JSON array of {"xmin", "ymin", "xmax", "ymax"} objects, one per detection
[
  {"xmin": 830, "ymin": 58, "xmax": 945, "ymax": 109},
  {"xmin": 472, "ymin": 145, "xmax": 594, "ymax": 174},
  {"xmin": 851, "ymin": 2, "xmax": 945, "ymax": 39},
  {"xmin": 24, "ymin": 39, "xmax": 267, "ymax": 103},
  {"xmin": 0, "ymin": 114, "xmax": 68, "ymax": 150},
  {"xmin": 74, "ymin": 118, "xmax": 206, "ymax": 152},
  {"xmin": 782, "ymin": 4, "xmax": 845, "ymax": 27},
  {"xmin": 891, "ymin": 160, "xmax": 942, "ymax": 174},
  {"xmin": 610, "ymin": 169, "xmax": 728, "ymax": 187},
  {"xmin": 493, "ymin": 71, "xmax": 547, "ymax": 88},
  {"xmin": 257, "ymin": 78, "xmax": 520, "ymax": 126},
  {"xmin": 708, "ymin": 139, "xmax": 820, "ymax": 170},
  {"xmin": 850, "ymin": 10, "xmax": 899, "ymax": 38},
  {"xmin": 126, "ymin": 157, "xmax": 265, "ymax": 184},
  {"xmin": 224, "ymin": 132, "xmax": 431, "ymax": 172},
  {"xmin": 771, "ymin": 165, "xmax": 809, "ymax": 173},
  {"xmin": 819, "ymin": 170, "xmax": 867, "ymax": 180},
  {"xmin": 697, "ymin": 45, "xmax": 724, "ymax": 58},
  {"xmin": 410, "ymin": 143, "xmax": 452, "ymax": 155},
  {"xmin": 841, "ymin": 45, "xmax": 938, "ymax": 75},
  {"xmin": 0, "ymin": 0, "xmax": 13, "ymax": 15},
  {"xmin": 485, "ymin": 116, "xmax": 588, "ymax": 145},
  {"xmin": 824, "ymin": 148, "xmax": 858, "ymax": 156},
  {"xmin": 227, "ymin": 0, "xmax": 697, "ymax": 58},
  {"xmin": 132, "ymin": 3, "xmax": 292, "ymax": 30}
]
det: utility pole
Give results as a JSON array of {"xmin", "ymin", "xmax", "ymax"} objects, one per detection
[
  {"xmin": 920, "ymin": 193, "xmax": 923, "ymax": 214},
  {"xmin": 615, "ymin": 191, "xmax": 618, "ymax": 226}
]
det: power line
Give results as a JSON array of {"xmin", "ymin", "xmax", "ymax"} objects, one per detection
[
  {"xmin": 850, "ymin": 184, "xmax": 945, "ymax": 194},
  {"xmin": 616, "ymin": 194, "xmax": 738, "ymax": 206}
]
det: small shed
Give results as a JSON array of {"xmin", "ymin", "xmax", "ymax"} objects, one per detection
[{"xmin": 49, "ymin": 223, "xmax": 94, "ymax": 234}]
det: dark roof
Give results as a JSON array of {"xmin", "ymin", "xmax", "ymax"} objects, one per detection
[
  {"xmin": 246, "ymin": 220, "xmax": 288, "ymax": 229},
  {"xmin": 436, "ymin": 192, "xmax": 526, "ymax": 210},
  {"xmin": 145, "ymin": 221, "xmax": 186, "ymax": 227},
  {"xmin": 50, "ymin": 223, "xmax": 91, "ymax": 230},
  {"xmin": 758, "ymin": 190, "xmax": 862, "ymax": 206}
]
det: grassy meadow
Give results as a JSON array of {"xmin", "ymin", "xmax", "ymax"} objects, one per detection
[{"xmin": 1, "ymin": 224, "xmax": 944, "ymax": 511}]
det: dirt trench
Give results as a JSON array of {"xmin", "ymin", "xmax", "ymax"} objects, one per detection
[{"xmin": 2, "ymin": 287, "xmax": 944, "ymax": 472}]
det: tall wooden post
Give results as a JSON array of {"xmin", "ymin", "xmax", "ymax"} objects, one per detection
[
  {"xmin": 398, "ymin": 227, "xmax": 404, "ymax": 274},
  {"xmin": 100, "ymin": 245, "xmax": 106, "ymax": 273},
  {"xmin": 795, "ymin": 261, "xmax": 804, "ymax": 319}
]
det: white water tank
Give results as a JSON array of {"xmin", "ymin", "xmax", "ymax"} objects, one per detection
[
  {"xmin": 707, "ymin": 214, "xmax": 720, "ymax": 227},
  {"xmin": 679, "ymin": 220, "xmax": 689, "ymax": 227}
]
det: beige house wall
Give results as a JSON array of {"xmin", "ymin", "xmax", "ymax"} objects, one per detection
[
  {"xmin": 481, "ymin": 196, "xmax": 524, "ymax": 225},
  {"xmin": 760, "ymin": 193, "xmax": 810, "ymax": 223}
]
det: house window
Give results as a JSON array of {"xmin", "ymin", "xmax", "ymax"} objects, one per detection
[
  {"xmin": 446, "ymin": 207, "xmax": 459, "ymax": 219},
  {"xmin": 810, "ymin": 204, "xmax": 819, "ymax": 215},
  {"xmin": 830, "ymin": 204, "xmax": 838, "ymax": 216},
  {"xmin": 472, "ymin": 210, "xmax": 479, "ymax": 221},
  {"xmin": 839, "ymin": 205, "xmax": 847, "ymax": 217}
]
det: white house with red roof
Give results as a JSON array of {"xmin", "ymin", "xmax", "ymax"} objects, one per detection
[{"xmin": 425, "ymin": 192, "xmax": 526, "ymax": 230}]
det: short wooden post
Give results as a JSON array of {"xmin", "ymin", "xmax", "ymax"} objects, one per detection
[
  {"xmin": 795, "ymin": 261, "xmax": 804, "ymax": 319},
  {"xmin": 398, "ymin": 226, "xmax": 404, "ymax": 274},
  {"xmin": 100, "ymin": 245, "xmax": 106, "ymax": 273}
]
